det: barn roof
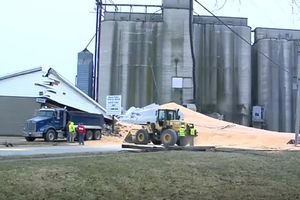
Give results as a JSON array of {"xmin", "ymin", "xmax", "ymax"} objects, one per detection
[{"xmin": 0, "ymin": 67, "xmax": 110, "ymax": 119}]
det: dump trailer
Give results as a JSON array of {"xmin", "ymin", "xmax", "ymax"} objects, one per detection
[
  {"xmin": 124, "ymin": 108, "xmax": 196, "ymax": 146},
  {"xmin": 23, "ymin": 108, "xmax": 105, "ymax": 142}
]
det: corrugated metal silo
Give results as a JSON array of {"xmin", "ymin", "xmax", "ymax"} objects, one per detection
[
  {"xmin": 253, "ymin": 28, "xmax": 300, "ymax": 132},
  {"xmin": 76, "ymin": 49, "xmax": 93, "ymax": 97},
  {"xmin": 156, "ymin": 1, "xmax": 194, "ymax": 105},
  {"xmin": 98, "ymin": 1, "xmax": 194, "ymax": 110},
  {"xmin": 193, "ymin": 17, "xmax": 252, "ymax": 126},
  {"xmin": 99, "ymin": 17, "xmax": 163, "ymax": 109}
]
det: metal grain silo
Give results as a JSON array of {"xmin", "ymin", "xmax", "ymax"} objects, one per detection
[
  {"xmin": 98, "ymin": 14, "xmax": 164, "ymax": 109},
  {"xmin": 76, "ymin": 49, "xmax": 93, "ymax": 97},
  {"xmin": 98, "ymin": 1, "xmax": 194, "ymax": 110},
  {"xmin": 253, "ymin": 28, "xmax": 300, "ymax": 132},
  {"xmin": 124, "ymin": 22, "xmax": 160, "ymax": 108},
  {"xmin": 155, "ymin": 1, "xmax": 194, "ymax": 105},
  {"xmin": 254, "ymin": 39, "xmax": 298, "ymax": 132},
  {"xmin": 193, "ymin": 17, "xmax": 252, "ymax": 126}
]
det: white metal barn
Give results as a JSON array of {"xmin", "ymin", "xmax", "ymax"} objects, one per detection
[{"xmin": 0, "ymin": 67, "xmax": 107, "ymax": 136}]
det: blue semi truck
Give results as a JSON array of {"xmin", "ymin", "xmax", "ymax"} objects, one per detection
[{"xmin": 23, "ymin": 108, "xmax": 105, "ymax": 142}]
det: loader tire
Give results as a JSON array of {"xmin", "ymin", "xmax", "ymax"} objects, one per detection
[
  {"xmin": 161, "ymin": 129, "xmax": 177, "ymax": 146},
  {"xmin": 135, "ymin": 129, "xmax": 149, "ymax": 145}
]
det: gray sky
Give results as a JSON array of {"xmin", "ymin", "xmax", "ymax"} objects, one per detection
[{"xmin": 0, "ymin": 0, "xmax": 299, "ymax": 83}]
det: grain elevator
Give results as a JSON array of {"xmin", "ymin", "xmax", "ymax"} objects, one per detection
[{"xmin": 84, "ymin": 0, "xmax": 300, "ymax": 132}]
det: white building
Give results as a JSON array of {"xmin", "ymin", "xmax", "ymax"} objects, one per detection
[{"xmin": 0, "ymin": 67, "xmax": 108, "ymax": 136}]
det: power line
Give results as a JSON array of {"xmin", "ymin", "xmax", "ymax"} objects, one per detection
[
  {"xmin": 189, "ymin": 0, "xmax": 196, "ymax": 101},
  {"xmin": 194, "ymin": 0, "xmax": 290, "ymax": 74}
]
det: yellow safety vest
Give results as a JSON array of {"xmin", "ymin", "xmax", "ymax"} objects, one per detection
[
  {"xmin": 190, "ymin": 128, "xmax": 196, "ymax": 136},
  {"xmin": 69, "ymin": 122, "xmax": 76, "ymax": 134},
  {"xmin": 178, "ymin": 127, "xmax": 185, "ymax": 137}
]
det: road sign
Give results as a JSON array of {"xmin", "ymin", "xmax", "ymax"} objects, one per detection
[
  {"xmin": 36, "ymin": 97, "xmax": 46, "ymax": 103},
  {"xmin": 106, "ymin": 95, "xmax": 122, "ymax": 115}
]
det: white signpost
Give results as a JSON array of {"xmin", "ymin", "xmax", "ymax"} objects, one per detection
[
  {"xmin": 106, "ymin": 95, "xmax": 122, "ymax": 116},
  {"xmin": 106, "ymin": 95, "xmax": 122, "ymax": 134}
]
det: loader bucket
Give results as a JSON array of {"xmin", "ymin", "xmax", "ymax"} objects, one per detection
[{"xmin": 124, "ymin": 132, "xmax": 135, "ymax": 143}]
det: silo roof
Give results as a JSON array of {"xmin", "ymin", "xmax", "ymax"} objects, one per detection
[{"xmin": 254, "ymin": 27, "xmax": 300, "ymax": 41}]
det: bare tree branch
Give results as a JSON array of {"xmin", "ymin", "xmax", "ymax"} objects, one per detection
[{"xmin": 211, "ymin": 0, "xmax": 227, "ymax": 12}]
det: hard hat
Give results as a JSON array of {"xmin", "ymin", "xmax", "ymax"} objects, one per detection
[{"xmin": 181, "ymin": 124, "xmax": 185, "ymax": 128}]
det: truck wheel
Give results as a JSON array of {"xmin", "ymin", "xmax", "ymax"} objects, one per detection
[
  {"xmin": 135, "ymin": 129, "xmax": 149, "ymax": 145},
  {"xmin": 161, "ymin": 129, "xmax": 177, "ymax": 146},
  {"xmin": 85, "ymin": 130, "xmax": 93, "ymax": 140},
  {"xmin": 93, "ymin": 130, "xmax": 101, "ymax": 140},
  {"xmin": 45, "ymin": 129, "xmax": 56, "ymax": 142},
  {"xmin": 25, "ymin": 137, "xmax": 35, "ymax": 142}
]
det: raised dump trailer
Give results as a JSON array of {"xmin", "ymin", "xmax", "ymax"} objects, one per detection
[{"xmin": 23, "ymin": 108, "xmax": 105, "ymax": 142}]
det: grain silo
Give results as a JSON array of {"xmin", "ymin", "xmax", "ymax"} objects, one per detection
[
  {"xmin": 98, "ymin": 0, "xmax": 194, "ymax": 109},
  {"xmin": 252, "ymin": 28, "xmax": 300, "ymax": 132},
  {"xmin": 95, "ymin": 0, "xmax": 300, "ymax": 132},
  {"xmin": 76, "ymin": 49, "xmax": 94, "ymax": 98},
  {"xmin": 193, "ymin": 16, "xmax": 252, "ymax": 126},
  {"xmin": 97, "ymin": 0, "xmax": 252, "ymax": 126}
]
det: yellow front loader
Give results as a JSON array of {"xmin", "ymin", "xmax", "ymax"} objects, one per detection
[{"xmin": 124, "ymin": 108, "xmax": 195, "ymax": 146}]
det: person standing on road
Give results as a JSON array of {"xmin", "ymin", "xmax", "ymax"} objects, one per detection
[
  {"xmin": 188, "ymin": 123, "xmax": 197, "ymax": 146},
  {"xmin": 178, "ymin": 124, "xmax": 186, "ymax": 146},
  {"xmin": 66, "ymin": 121, "xmax": 72, "ymax": 143},
  {"xmin": 77, "ymin": 123, "xmax": 86, "ymax": 145},
  {"xmin": 69, "ymin": 121, "xmax": 76, "ymax": 143}
]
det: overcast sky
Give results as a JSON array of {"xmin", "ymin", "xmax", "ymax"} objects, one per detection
[{"xmin": 0, "ymin": 0, "xmax": 299, "ymax": 83}]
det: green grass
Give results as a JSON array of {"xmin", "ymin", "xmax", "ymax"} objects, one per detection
[{"xmin": 0, "ymin": 150, "xmax": 300, "ymax": 200}]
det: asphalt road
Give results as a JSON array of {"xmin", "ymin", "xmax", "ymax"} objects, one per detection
[{"xmin": 0, "ymin": 144, "xmax": 128, "ymax": 157}]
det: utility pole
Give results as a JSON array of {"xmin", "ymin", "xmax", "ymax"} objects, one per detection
[
  {"xmin": 295, "ymin": 79, "xmax": 300, "ymax": 146},
  {"xmin": 295, "ymin": 79, "xmax": 300, "ymax": 145},
  {"xmin": 189, "ymin": 0, "xmax": 196, "ymax": 103},
  {"xmin": 94, "ymin": 0, "xmax": 103, "ymax": 102},
  {"xmin": 295, "ymin": 44, "xmax": 300, "ymax": 146}
]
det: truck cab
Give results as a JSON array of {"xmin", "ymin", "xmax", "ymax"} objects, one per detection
[{"xmin": 23, "ymin": 108, "xmax": 67, "ymax": 142}]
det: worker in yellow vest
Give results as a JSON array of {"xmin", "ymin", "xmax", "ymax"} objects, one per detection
[
  {"xmin": 178, "ymin": 124, "xmax": 186, "ymax": 146},
  {"xmin": 188, "ymin": 123, "xmax": 197, "ymax": 146},
  {"xmin": 189, "ymin": 124, "xmax": 196, "ymax": 136},
  {"xmin": 68, "ymin": 121, "xmax": 76, "ymax": 143},
  {"xmin": 178, "ymin": 125, "xmax": 186, "ymax": 137}
]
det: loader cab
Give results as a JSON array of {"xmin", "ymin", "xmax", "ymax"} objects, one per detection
[{"xmin": 156, "ymin": 109, "xmax": 179, "ymax": 127}]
